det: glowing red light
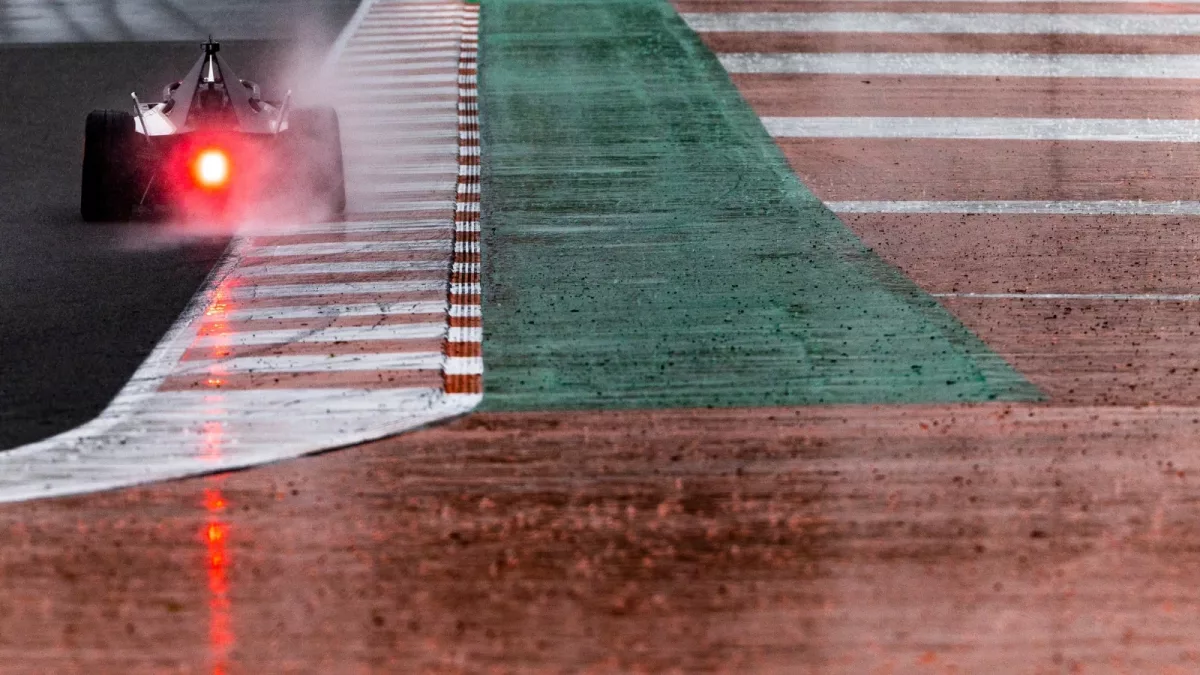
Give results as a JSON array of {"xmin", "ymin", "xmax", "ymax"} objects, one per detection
[{"xmin": 192, "ymin": 149, "xmax": 231, "ymax": 189}]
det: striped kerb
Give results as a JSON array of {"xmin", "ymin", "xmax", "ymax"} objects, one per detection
[{"xmin": 445, "ymin": 6, "xmax": 483, "ymax": 394}]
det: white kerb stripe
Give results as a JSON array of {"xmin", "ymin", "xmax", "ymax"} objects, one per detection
[
  {"xmin": 249, "ymin": 241, "xmax": 449, "ymax": 257},
  {"xmin": 234, "ymin": 262, "xmax": 447, "ymax": 276},
  {"xmin": 682, "ymin": 13, "xmax": 1200, "ymax": 36},
  {"xmin": 176, "ymin": 353, "xmax": 444, "ymax": 374},
  {"xmin": 229, "ymin": 281, "xmax": 446, "ymax": 299},
  {"xmin": 762, "ymin": 117, "xmax": 1200, "ymax": 142},
  {"xmin": 192, "ymin": 323, "xmax": 446, "ymax": 347},
  {"xmin": 342, "ymin": 73, "xmax": 461, "ymax": 86},
  {"xmin": 719, "ymin": 52, "xmax": 1200, "ymax": 79},
  {"xmin": 828, "ymin": 200, "xmax": 1200, "ymax": 215},
  {"xmin": 210, "ymin": 302, "xmax": 449, "ymax": 321}
]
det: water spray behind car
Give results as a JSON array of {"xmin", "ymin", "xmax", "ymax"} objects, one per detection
[{"xmin": 82, "ymin": 36, "xmax": 346, "ymax": 233}]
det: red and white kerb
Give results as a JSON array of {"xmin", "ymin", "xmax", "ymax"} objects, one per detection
[{"xmin": 445, "ymin": 4, "xmax": 482, "ymax": 396}]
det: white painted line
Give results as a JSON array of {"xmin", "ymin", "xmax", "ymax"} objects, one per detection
[
  {"xmin": 176, "ymin": 352, "xmax": 445, "ymax": 374},
  {"xmin": 346, "ymin": 36, "xmax": 464, "ymax": 47},
  {"xmin": 936, "ymin": 292, "xmax": 1200, "ymax": 301},
  {"xmin": 336, "ymin": 99, "xmax": 456, "ymax": 114},
  {"xmin": 828, "ymin": 200, "xmax": 1200, "ymax": 215},
  {"xmin": 337, "ymin": 42, "xmax": 462, "ymax": 58},
  {"xmin": 234, "ymin": 261, "xmax": 448, "ymax": 276},
  {"xmin": 763, "ymin": 116, "xmax": 1200, "ymax": 141},
  {"xmin": 340, "ymin": 73, "xmax": 460, "ymax": 85},
  {"xmin": 248, "ymin": 241, "xmax": 448, "ymax": 257},
  {"xmin": 350, "ymin": 31, "xmax": 468, "ymax": 42},
  {"xmin": 212, "ymin": 301, "xmax": 448, "ymax": 321},
  {"xmin": 348, "ymin": 170, "xmax": 455, "ymax": 184},
  {"xmin": 338, "ymin": 49, "xmax": 460, "ymax": 62},
  {"xmin": 683, "ymin": 12, "xmax": 1200, "ymax": 35},
  {"xmin": 718, "ymin": 52, "xmax": 1200, "ymax": 78},
  {"xmin": 349, "ymin": 143, "xmax": 458, "ymax": 156},
  {"xmin": 344, "ymin": 60, "xmax": 460, "ymax": 74},
  {"xmin": 192, "ymin": 323, "xmax": 446, "ymax": 347},
  {"xmin": 351, "ymin": 200, "xmax": 454, "ymax": 212},
  {"xmin": 358, "ymin": 17, "xmax": 469, "ymax": 26},
  {"xmin": 229, "ymin": 281, "xmax": 446, "ymax": 299},
  {"xmin": 247, "ymin": 220, "xmax": 450, "ymax": 235},
  {"xmin": 338, "ymin": 83, "xmax": 460, "ymax": 96},
  {"xmin": 340, "ymin": 114, "xmax": 458, "ymax": 126}
]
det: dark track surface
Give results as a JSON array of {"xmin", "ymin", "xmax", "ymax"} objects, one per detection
[{"xmin": 0, "ymin": 42, "xmax": 310, "ymax": 450}]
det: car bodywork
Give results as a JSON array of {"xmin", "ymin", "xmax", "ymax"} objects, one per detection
[{"xmin": 81, "ymin": 38, "xmax": 345, "ymax": 222}]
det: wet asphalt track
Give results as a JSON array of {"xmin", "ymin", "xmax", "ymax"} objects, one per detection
[{"xmin": 0, "ymin": 38, "xmax": 355, "ymax": 449}]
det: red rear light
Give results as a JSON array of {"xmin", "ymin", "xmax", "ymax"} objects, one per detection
[{"xmin": 191, "ymin": 148, "xmax": 231, "ymax": 189}]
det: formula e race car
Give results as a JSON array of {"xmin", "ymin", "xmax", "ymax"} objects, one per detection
[{"xmin": 81, "ymin": 38, "xmax": 345, "ymax": 222}]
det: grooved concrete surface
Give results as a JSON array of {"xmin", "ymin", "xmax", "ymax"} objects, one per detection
[{"xmin": 478, "ymin": 0, "xmax": 1037, "ymax": 410}]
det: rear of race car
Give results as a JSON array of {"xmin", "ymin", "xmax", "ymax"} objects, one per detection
[{"xmin": 80, "ymin": 38, "xmax": 345, "ymax": 223}]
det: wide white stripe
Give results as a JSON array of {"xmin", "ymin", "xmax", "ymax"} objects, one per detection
[
  {"xmin": 193, "ymin": 323, "xmax": 446, "ymax": 347},
  {"xmin": 683, "ymin": 12, "xmax": 1200, "ymax": 35},
  {"xmin": 343, "ymin": 60, "xmax": 460, "ymax": 74},
  {"xmin": 828, "ymin": 200, "xmax": 1200, "ymax": 215},
  {"xmin": 351, "ymin": 199, "xmax": 454, "ymax": 212},
  {"xmin": 249, "ymin": 241, "xmax": 448, "ymax": 257},
  {"xmin": 336, "ymin": 98, "xmax": 456, "ymax": 114},
  {"xmin": 340, "ymin": 46, "xmax": 462, "ymax": 60},
  {"xmin": 358, "ymin": 17, "xmax": 469, "ymax": 27},
  {"xmin": 234, "ymin": 261, "xmax": 447, "ymax": 276},
  {"xmin": 341, "ymin": 117, "xmax": 457, "ymax": 130},
  {"xmin": 341, "ymin": 73, "xmax": 457, "ymax": 85},
  {"xmin": 338, "ymin": 84, "xmax": 459, "ymax": 97},
  {"xmin": 346, "ymin": 35, "xmax": 463, "ymax": 47},
  {"xmin": 349, "ymin": 143, "xmax": 458, "ymax": 156},
  {"xmin": 350, "ymin": 31, "xmax": 468, "ymax": 42},
  {"xmin": 347, "ymin": 168, "xmax": 458, "ymax": 183},
  {"xmin": 177, "ymin": 352, "xmax": 444, "ymax": 374},
  {"xmin": 719, "ymin": 52, "xmax": 1200, "ymax": 78},
  {"xmin": 338, "ymin": 49, "xmax": 459, "ymax": 63},
  {"xmin": 229, "ymin": 281, "xmax": 445, "ymax": 299},
  {"xmin": 247, "ymin": 220, "xmax": 449, "ymax": 235},
  {"xmin": 763, "ymin": 116, "xmax": 1200, "ymax": 141},
  {"xmin": 211, "ymin": 301, "xmax": 449, "ymax": 321},
  {"xmin": 936, "ymin": 293, "xmax": 1200, "ymax": 301}
]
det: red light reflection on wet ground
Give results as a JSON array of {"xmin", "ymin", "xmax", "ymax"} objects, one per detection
[
  {"xmin": 203, "ymin": 484, "xmax": 232, "ymax": 675},
  {"xmin": 199, "ymin": 283, "xmax": 238, "ymax": 389}
]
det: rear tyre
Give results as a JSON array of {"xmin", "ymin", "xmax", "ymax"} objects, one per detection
[
  {"xmin": 288, "ymin": 106, "xmax": 346, "ymax": 218},
  {"xmin": 80, "ymin": 110, "xmax": 138, "ymax": 222}
]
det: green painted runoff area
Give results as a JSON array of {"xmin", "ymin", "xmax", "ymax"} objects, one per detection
[{"xmin": 477, "ymin": 0, "xmax": 1040, "ymax": 410}]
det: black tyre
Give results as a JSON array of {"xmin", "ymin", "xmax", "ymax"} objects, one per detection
[
  {"xmin": 80, "ymin": 110, "xmax": 138, "ymax": 222},
  {"xmin": 288, "ymin": 106, "xmax": 347, "ymax": 217}
]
